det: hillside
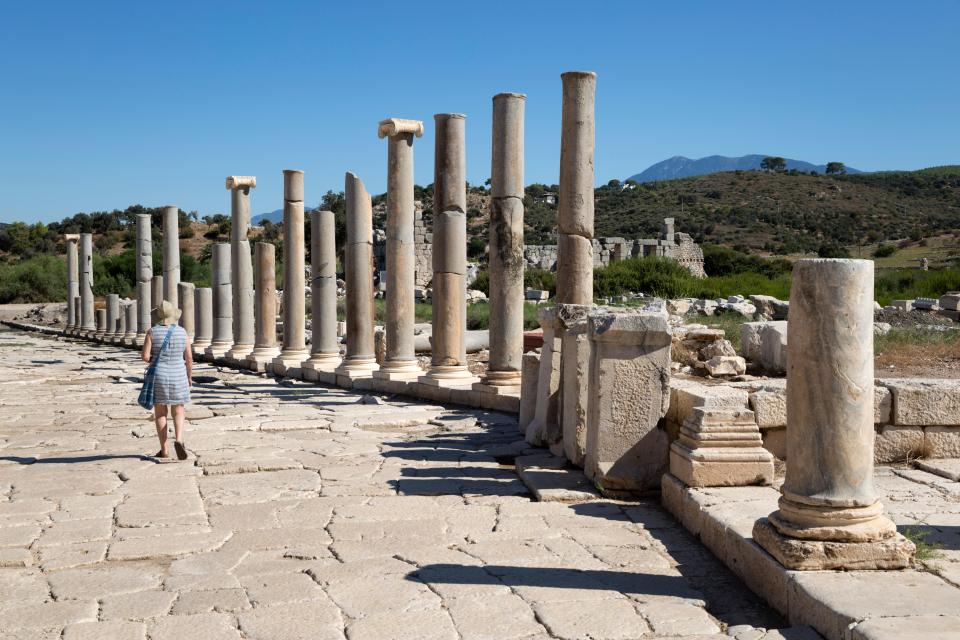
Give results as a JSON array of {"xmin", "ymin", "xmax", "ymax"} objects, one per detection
[{"xmin": 626, "ymin": 155, "xmax": 862, "ymax": 183}]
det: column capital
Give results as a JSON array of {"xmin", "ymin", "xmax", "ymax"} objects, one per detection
[
  {"xmin": 64, "ymin": 233, "xmax": 80, "ymax": 242},
  {"xmin": 225, "ymin": 176, "xmax": 257, "ymax": 190},
  {"xmin": 378, "ymin": 118, "xmax": 423, "ymax": 139}
]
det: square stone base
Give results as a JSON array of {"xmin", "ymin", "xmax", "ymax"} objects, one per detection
[
  {"xmin": 372, "ymin": 368, "xmax": 422, "ymax": 381},
  {"xmin": 669, "ymin": 449, "xmax": 774, "ymax": 488},
  {"xmin": 752, "ymin": 517, "xmax": 915, "ymax": 571},
  {"xmin": 246, "ymin": 352, "xmax": 279, "ymax": 373},
  {"xmin": 302, "ymin": 368, "xmax": 338, "ymax": 385},
  {"xmin": 417, "ymin": 374, "xmax": 480, "ymax": 388},
  {"xmin": 472, "ymin": 382, "xmax": 522, "ymax": 395}
]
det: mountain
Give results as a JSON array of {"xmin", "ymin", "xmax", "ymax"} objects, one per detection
[
  {"xmin": 251, "ymin": 209, "xmax": 283, "ymax": 225},
  {"xmin": 626, "ymin": 155, "xmax": 861, "ymax": 183}
]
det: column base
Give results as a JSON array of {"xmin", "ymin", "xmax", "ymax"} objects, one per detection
[
  {"xmin": 271, "ymin": 350, "xmax": 310, "ymax": 378},
  {"xmin": 418, "ymin": 366, "xmax": 479, "ymax": 388},
  {"xmin": 301, "ymin": 355, "xmax": 343, "ymax": 384},
  {"xmin": 753, "ymin": 517, "xmax": 914, "ymax": 570},
  {"xmin": 205, "ymin": 342, "xmax": 234, "ymax": 361},
  {"xmin": 668, "ymin": 408, "xmax": 774, "ymax": 488},
  {"xmin": 246, "ymin": 348, "xmax": 281, "ymax": 372},
  {"xmin": 224, "ymin": 344, "xmax": 254, "ymax": 367},
  {"xmin": 191, "ymin": 341, "xmax": 211, "ymax": 359},
  {"xmin": 135, "ymin": 334, "xmax": 146, "ymax": 348},
  {"xmin": 767, "ymin": 494, "xmax": 898, "ymax": 542},
  {"xmin": 472, "ymin": 380, "xmax": 522, "ymax": 395},
  {"xmin": 373, "ymin": 360, "xmax": 422, "ymax": 381}
]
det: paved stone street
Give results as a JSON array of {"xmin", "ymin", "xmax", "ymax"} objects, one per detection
[{"xmin": 0, "ymin": 328, "xmax": 798, "ymax": 640}]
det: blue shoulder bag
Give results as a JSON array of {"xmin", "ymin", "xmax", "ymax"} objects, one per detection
[{"xmin": 138, "ymin": 324, "xmax": 175, "ymax": 410}]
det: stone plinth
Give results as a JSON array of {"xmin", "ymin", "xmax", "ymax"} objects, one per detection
[
  {"xmin": 193, "ymin": 287, "xmax": 212, "ymax": 355},
  {"xmin": 584, "ymin": 304, "xmax": 672, "ymax": 494},
  {"xmin": 669, "ymin": 408, "xmax": 774, "ymax": 487},
  {"xmin": 248, "ymin": 242, "xmax": 280, "ymax": 372},
  {"xmin": 205, "ymin": 243, "xmax": 233, "ymax": 361},
  {"xmin": 302, "ymin": 209, "xmax": 342, "ymax": 382},
  {"xmin": 525, "ymin": 307, "xmax": 561, "ymax": 446},
  {"xmin": 272, "ymin": 169, "xmax": 310, "ymax": 378},
  {"xmin": 754, "ymin": 259, "xmax": 913, "ymax": 570},
  {"xmin": 79, "ymin": 233, "xmax": 95, "ymax": 332},
  {"xmin": 225, "ymin": 177, "xmax": 256, "ymax": 364},
  {"xmin": 518, "ymin": 351, "xmax": 540, "ymax": 433},
  {"xmin": 177, "ymin": 282, "xmax": 195, "ymax": 339},
  {"xmin": 557, "ymin": 304, "xmax": 592, "ymax": 467},
  {"xmin": 162, "ymin": 205, "xmax": 180, "ymax": 308}
]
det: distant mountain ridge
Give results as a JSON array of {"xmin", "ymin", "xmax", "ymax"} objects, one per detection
[{"xmin": 626, "ymin": 155, "xmax": 862, "ymax": 183}]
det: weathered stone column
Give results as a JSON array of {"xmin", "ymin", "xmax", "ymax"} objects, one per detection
[
  {"xmin": 754, "ymin": 259, "xmax": 914, "ymax": 570},
  {"xmin": 151, "ymin": 276, "xmax": 164, "ymax": 311},
  {"xmin": 162, "ymin": 205, "xmax": 180, "ymax": 308},
  {"xmin": 525, "ymin": 307, "xmax": 561, "ymax": 446},
  {"xmin": 94, "ymin": 308, "xmax": 107, "ymax": 340},
  {"xmin": 421, "ymin": 113, "xmax": 477, "ymax": 388},
  {"xmin": 334, "ymin": 172, "xmax": 378, "ymax": 381},
  {"xmin": 72, "ymin": 297, "xmax": 81, "ymax": 337},
  {"xmin": 65, "ymin": 234, "xmax": 80, "ymax": 331},
  {"xmin": 247, "ymin": 242, "xmax": 280, "ymax": 372},
  {"xmin": 104, "ymin": 294, "xmax": 120, "ymax": 341},
  {"xmin": 477, "ymin": 93, "xmax": 525, "ymax": 392},
  {"xmin": 123, "ymin": 301, "xmax": 138, "ymax": 344},
  {"xmin": 135, "ymin": 214, "xmax": 153, "ymax": 341},
  {"xmin": 271, "ymin": 170, "xmax": 310, "ymax": 377},
  {"xmin": 225, "ymin": 176, "xmax": 256, "ymax": 364},
  {"xmin": 555, "ymin": 71, "xmax": 596, "ymax": 306},
  {"xmin": 302, "ymin": 209, "xmax": 342, "ymax": 381},
  {"xmin": 205, "ymin": 243, "xmax": 234, "ymax": 360},
  {"xmin": 557, "ymin": 304, "xmax": 592, "ymax": 466},
  {"xmin": 178, "ymin": 282, "xmax": 195, "ymax": 339},
  {"xmin": 79, "ymin": 233, "xmax": 95, "ymax": 334},
  {"xmin": 374, "ymin": 118, "xmax": 424, "ymax": 381},
  {"xmin": 192, "ymin": 287, "xmax": 213, "ymax": 355}
]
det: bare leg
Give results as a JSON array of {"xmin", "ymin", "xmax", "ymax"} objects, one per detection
[
  {"xmin": 154, "ymin": 404, "xmax": 169, "ymax": 456},
  {"xmin": 172, "ymin": 405, "xmax": 186, "ymax": 443}
]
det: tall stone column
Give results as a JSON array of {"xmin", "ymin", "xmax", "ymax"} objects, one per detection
[
  {"xmin": 271, "ymin": 170, "xmax": 310, "ymax": 377},
  {"xmin": 225, "ymin": 176, "xmax": 256, "ymax": 364},
  {"xmin": 335, "ymin": 172, "xmax": 378, "ymax": 381},
  {"xmin": 178, "ymin": 282, "xmax": 195, "ymax": 339},
  {"xmin": 302, "ymin": 209, "xmax": 342, "ymax": 382},
  {"xmin": 419, "ymin": 114, "xmax": 477, "ymax": 389},
  {"xmin": 754, "ymin": 259, "xmax": 914, "ymax": 570},
  {"xmin": 192, "ymin": 287, "xmax": 213, "ymax": 356},
  {"xmin": 247, "ymin": 242, "xmax": 280, "ymax": 372},
  {"xmin": 374, "ymin": 118, "xmax": 424, "ymax": 381},
  {"xmin": 94, "ymin": 308, "xmax": 107, "ymax": 340},
  {"xmin": 123, "ymin": 301, "xmax": 138, "ymax": 344},
  {"xmin": 79, "ymin": 233, "xmax": 95, "ymax": 335},
  {"xmin": 65, "ymin": 234, "xmax": 80, "ymax": 332},
  {"xmin": 151, "ymin": 276, "xmax": 164, "ymax": 311},
  {"xmin": 555, "ymin": 71, "xmax": 596, "ymax": 306},
  {"xmin": 135, "ymin": 214, "xmax": 153, "ymax": 340},
  {"xmin": 72, "ymin": 297, "xmax": 81, "ymax": 337},
  {"xmin": 104, "ymin": 294, "xmax": 120, "ymax": 341},
  {"xmin": 162, "ymin": 205, "xmax": 180, "ymax": 308},
  {"xmin": 477, "ymin": 93, "xmax": 525, "ymax": 393},
  {"xmin": 205, "ymin": 243, "xmax": 234, "ymax": 360}
]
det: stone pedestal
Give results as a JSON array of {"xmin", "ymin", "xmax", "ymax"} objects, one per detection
[
  {"xmin": 477, "ymin": 92, "xmax": 526, "ymax": 393},
  {"xmin": 754, "ymin": 259, "xmax": 914, "ymax": 570},
  {"xmin": 669, "ymin": 408, "xmax": 774, "ymax": 487},
  {"xmin": 151, "ymin": 275, "xmax": 164, "ymax": 311},
  {"xmin": 225, "ymin": 176, "xmax": 256, "ymax": 364},
  {"xmin": 271, "ymin": 170, "xmax": 310, "ymax": 378},
  {"xmin": 334, "ymin": 172, "xmax": 379, "ymax": 382},
  {"xmin": 104, "ymin": 294, "xmax": 120, "ymax": 341},
  {"xmin": 178, "ymin": 282, "xmax": 195, "ymax": 340},
  {"xmin": 374, "ymin": 118, "xmax": 424, "ymax": 381},
  {"xmin": 135, "ymin": 214, "xmax": 152, "ymax": 338},
  {"xmin": 79, "ymin": 233, "xmax": 95, "ymax": 333},
  {"xmin": 518, "ymin": 351, "xmax": 540, "ymax": 433},
  {"xmin": 558, "ymin": 304, "xmax": 592, "ymax": 467},
  {"xmin": 421, "ymin": 113, "xmax": 477, "ymax": 389},
  {"xmin": 584, "ymin": 305, "xmax": 672, "ymax": 494},
  {"xmin": 123, "ymin": 301, "xmax": 138, "ymax": 344},
  {"xmin": 205, "ymin": 243, "xmax": 233, "ymax": 361},
  {"xmin": 302, "ymin": 209, "xmax": 342, "ymax": 382},
  {"xmin": 65, "ymin": 234, "xmax": 80, "ymax": 331},
  {"xmin": 525, "ymin": 307, "xmax": 561, "ymax": 446},
  {"xmin": 248, "ymin": 242, "xmax": 280, "ymax": 372},
  {"xmin": 193, "ymin": 287, "xmax": 213, "ymax": 356},
  {"xmin": 94, "ymin": 308, "xmax": 107, "ymax": 340},
  {"xmin": 162, "ymin": 205, "xmax": 180, "ymax": 308}
]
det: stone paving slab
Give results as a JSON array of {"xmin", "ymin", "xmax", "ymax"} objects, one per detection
[{"xmin": 0, "ymin": 327, "xmax": 796, "ymax": 639}]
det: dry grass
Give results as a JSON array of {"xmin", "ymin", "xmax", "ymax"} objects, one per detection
[{"xmin": 875, "ymin": 328, "xmax": 960, "ymax": 378}]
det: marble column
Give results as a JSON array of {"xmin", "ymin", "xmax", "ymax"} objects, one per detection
[
  {"xmin": 151, "ymin": 275, "xmax": 164, "ymax": 311},
  {"xmin": 104, "ymin": 294, "xmax": 120, "ymax": 341},
  {"xmin": 225, "ymin": 176, "xmax": 256, "ymax": 363},
  {"xmin": 94, "ymin": 308, "xmax": 106, "ymax": 340},
  {"xmin": 205, "ymin": 243, "xmax": 234, "ymax": 360},
  {"xmin": 334, "ymin": 172, "xmax": 378, "ymax": 381},
  {"xmin": 72, "ymin": 297, "xmax": 81, "ymax": 337},
  {"xmin": 477, "ymin": 92, "xmax": 525, "ymax": 392},
  {"xmin": 79, "ymin": 233, "xmax": 95, "ymax": 334},
  {"xmin": 271, "ymin": 170, "xmax": 310, "ymax": 377},
  {"xmin": 247, "ymin": 242, "xmax": 280, "ymax": 372},
  {"xmin": 754, "ymin": 259, "xmax": 914, "ymax": 570},
  {"xmin": 162, "ymin": 205, "xmax": 180, "ymax": 308},
  {"xmin": 302, "ymin": 209, "xmax": 342, "ymax": 381},
  {"xmin": 65, "ymin": 234, "xmax": 80, "ymax": 332},
  {"xmin": 420, "ymin": 114, "xmax": 477, "ymax": 388},
  {"xmin": 115, "ymin": 301, "xmax": 127, "ymax": 344},
  {"xmin": 555, "ymin": 71, "xmax": 596, "ymax": 306},
  {"xmin": 136, "ymin": 214, "xmax": 153, "ymax": 340},
  {"xmin": 123, "ymin": 301, "xmax": 138, "ymax": 344},
  {"xmin": 192, "ymin": 287, "xmax": 213, "ymax": 356},
  {"xmin": 178, "ymin": 282, "xmax": 195, "ymax": 339},
  {"xmin": 374, "ymin": 118, "xmax": 424, "ymax": 381}
]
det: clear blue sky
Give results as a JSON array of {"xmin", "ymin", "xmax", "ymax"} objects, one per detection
[{"xmin": 1, "ymin": 1, "xmax": 957, "ymax": 224}]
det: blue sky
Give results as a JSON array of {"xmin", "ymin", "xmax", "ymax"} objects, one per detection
[{"xmin": 1, "ymin": 1, "xmax": 957, "ymax": 223}]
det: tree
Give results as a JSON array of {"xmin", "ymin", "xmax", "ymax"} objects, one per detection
[
  {"xmin": 760, "ymin": 156, "xmax": 787, "ymax": 173},
  {"xmin": 825, "ymin": 162, "xmax": 846, "ymax": 175}
]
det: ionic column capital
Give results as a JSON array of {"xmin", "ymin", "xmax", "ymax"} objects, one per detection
[{"xmin": 378, "ymin": 118, "xmax": 423, "ymax": 139}]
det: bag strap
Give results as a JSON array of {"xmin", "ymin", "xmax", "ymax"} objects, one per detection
[{"xmin": 151, "ymin": 323, "xmax": 176, "ymax": 364}]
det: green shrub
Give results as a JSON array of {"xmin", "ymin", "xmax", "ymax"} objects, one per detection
[
  {"xmin": 702, "ymin": 244, "xmax": 792, "ymax": 278},
  {"xmin": 0, "ymin": 255, "xmax": 66, "ymax": 303},
  {"xmin": 525, "ymin": 268, "xmax": 556, "ymax": 295},
  {"xmin": 470, "ymin": 270, "xmax": 489, "ymax": 296},
  {"xmin": 594, "ymin": 257, "xmax": 703, "ymax": 299},
  {"xmin": 873, "ymin": 243, "xmax": 897, "ymax": 258}
]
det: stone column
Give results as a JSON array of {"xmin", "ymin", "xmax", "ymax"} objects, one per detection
[
  {"xmin": 525, "ymin": 307, "xmax": 561, "ymax": 446},
  {"xmin": 162, "ymin": 205, "xmax": 180, "ymax": 308},
  {"xmin": 374, "ymin": 118, "xmax": 424, "ymax": 381},
  {"xmin": 225, "ymin": 176, "xmax": 256, "ymax": 363},
  {"xmin": 246, "ymin": 242, "xmax": 280, "ymax": 371},
  {"xmin": 135, "ymin": 214, "xmax": 153, "ymax": 340},
  {"xmin": 557, "ymin": 304, "xmax": 592, "ymax": 466},
  {"xmin": 192, "ymin": 287, "xmax": 213, "ymax": 355},
  {"xmin": 334, "ymin": 172, "xmax": 379, "ymax": 381},
  {"xmin": 79, "ymin": 233, "xmax": 95, "ymax": 334},
  {"xmin": 555, "ymin": 71, "xmax": 596, "ymax": 306},
  {"xmin": 104, "ymin": 294, "xmax": 120, "ymax": 341},
  {"xmin": 178, "ymin": 282, "xmax": 195, "ymax": 339},
  {"xmin": 123, "ymin": 301, "xmax": 138, "ymax": 344},
  {"xmin": 477, "ymin": 93, "xmax": 525, "ymax": 392},
  {"xmin": 94, "ymin": 308, "xmax": 106, "ymax": 340},
  {"xmin": 420, "ymin": 113, "xmax": 477, "ymax": 388},
  {"xmin": 65, "ymin": 234, "xmax": 80, "ymax": 331},
  {"xmin": 271, "ymin": 170, "xmax": 310, "ymax": 377},
  {"xmin": 584, "ymin": 304, "xmax": 672, "ymax": 493},
  {"xmin": 754, "ymin": 259, "xmax": 914, "ymax": 570},
  {"xmin": 151, "ymin": 276, "xmax": 164, "ymax": 311},
  {"xmin": 205, "ymin": 243, "xmax": 234, "ymax": 360},
  {"xmin": 302, "ymin": 210, "xmax": 342, "ymax": 382},
  {"xmin": 72, "ymin": 297, "xmax": 81, "ymax": 337}
]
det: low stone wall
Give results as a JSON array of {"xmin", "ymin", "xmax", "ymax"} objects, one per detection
[
  {"xmin": 523, "ymin": 232, "xmax": 706, "ymax": 277},
  {"xmin": 667, "ymin": 376, "xmax": 960, "ymax": 463}
]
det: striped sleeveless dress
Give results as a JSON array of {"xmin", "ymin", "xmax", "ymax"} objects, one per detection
[{"xmin": 149, "ymin": 324, "xmax": 190, "ymax": 405}]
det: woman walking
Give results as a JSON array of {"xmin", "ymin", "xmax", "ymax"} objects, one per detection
[{"xmin": 141, "ymin": 300, "xmax": 192, "ymax": 460}]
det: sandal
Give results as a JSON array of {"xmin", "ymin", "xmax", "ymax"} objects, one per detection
[
  {"xmin": 154, "ymin": 450, "xmax": 168, "ymax": 459},
  {"xmin": 174, "ymin": 441, "xmax": 188, "ymax": 461}
]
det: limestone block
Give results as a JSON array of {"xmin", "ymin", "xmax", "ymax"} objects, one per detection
[
  {"xmin": 938, "ymin": 292, "xmax": 960, "ymax": 311},
  {"xmin": 667, "ymin": 382, "xmax": 750, "ymax": 435},
  {"xmin": 873, "ymin": 425, "xmax": 924, "ymax": 463},
  {"xmin": 518, "ymin": 351, "xmax": 540, "ymax": 433},
  {"xmin": 759, "ymin": 321, "xmax": 787, "ymax": 374},
  {"xmin": 558, "ymin": 310, "xmax": 591, "ymax": 468},
  {"xmin": 750, "ymin": 294, "xmax": 789, "ymax": 320},
  {"xmin": 669, "ymin": 408, "xmax": 774, "ymax": 487},
  {"xmin": 762, "ymin": 427, "xmax": 786, "ymax": 459},
  {"xmin": 749, "ymin": 390, "xmax": 786, "ymax": 428},
  {"xmin": 882, "ymin": 378, "xmax": 960, "ymax": 426},
  {"xmin": 874, "ymin": 385, "xmax": 892, "ymax": 424},
  {"xmin": 890, "ymin": 299, "xmax": 913, "ymax": 312},
  {"xmin": 740, "ymin": 322, "xmax": 764, "ymax": 361},
  {"xmin": 924, "ymin": 426, "xmax": 960, "ymax": 458},
  {"xmin": 704, "ymin": 355, "xmax": 746, "ymax": 377}
]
